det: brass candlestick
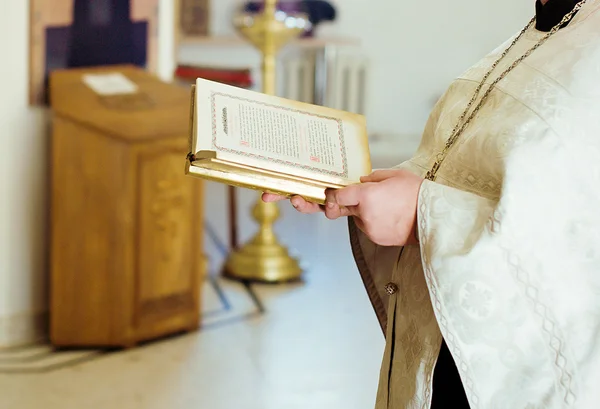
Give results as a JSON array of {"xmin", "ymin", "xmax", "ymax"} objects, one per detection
[{"xmin": 222, "ymin": 0, "xmax": 311, "ymax": 283}]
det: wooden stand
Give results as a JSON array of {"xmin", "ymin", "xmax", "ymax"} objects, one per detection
[{"xmin": 48, "ymin": 65, "xmax": 206, "ymax": 348}]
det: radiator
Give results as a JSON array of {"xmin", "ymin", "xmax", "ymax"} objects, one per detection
[{"xmin": 280, "ymin": 47, "xmax": 368, "ymax": 115}]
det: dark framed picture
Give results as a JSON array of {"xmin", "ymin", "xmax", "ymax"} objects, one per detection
[
  {"xmin": 29, "ymin": 0, "xmax": 160, "ymax": 105},
  {"xmin": 177, "ymin": 0, "xmax": 210, "ymax": 39}
]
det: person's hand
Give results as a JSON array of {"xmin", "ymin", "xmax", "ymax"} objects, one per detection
[
  {"xmin": 261, "ymin": 192, "xmax": 324, "ymax": 214},
  {"xmin": 324, "ymin": 169, "xmax": 424, "ymax": 247},
  {"xmin": 262, "ymin": 168, "xmax": 424, "ymax": 247}
]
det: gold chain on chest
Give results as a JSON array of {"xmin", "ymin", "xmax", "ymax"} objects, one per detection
[{"xmin": 424, "ymin": 0, "xmax": 588, "ymax": 181}]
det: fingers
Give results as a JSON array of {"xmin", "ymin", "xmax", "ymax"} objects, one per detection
[
  {"xmin": 291, "ymin": 196, "xmax": 322, "ymax": 214},
  {"xmin": 323, "ymin": 186, "xmax": 362, "ymax": 219},
  {"xmin": 360, "ymin": 169, "xmax": 401, "ymax": 183},
  {"xmin": 323, "ymin": 202, "xmax": 355, "ymax": 219},
  {"xmin": 326, "ymin": 185, "xmax": 362, "ymax": 207},
  {"xmin": 262, "ymin": 192, "xmax": 288, "ymax": 202},
  {"xmin": 262, "ymin": 192, "xmax": 322, "ymax": 213}
]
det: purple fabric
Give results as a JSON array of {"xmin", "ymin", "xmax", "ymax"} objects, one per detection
[
  {"xmin": 243, "ymin": 1, "xmax": 337, "ymax": 37},
  {"xmin": 244, "ymin": 1, "xmax": 304, "ymax": 14}
]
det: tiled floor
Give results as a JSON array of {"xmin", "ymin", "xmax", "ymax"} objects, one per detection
[{"xmin": 0, "ymin": 181, "xmax": 388, "ymax": 409}]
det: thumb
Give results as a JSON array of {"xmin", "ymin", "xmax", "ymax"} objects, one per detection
[
  {"xmin": 327, "ymin": 184, "xmax": 362, "ymax": 207},
  {"xmin": 325, "ymin": 184, "xmax": 369, "ymax": 218},
  {"xmin": 360, "ymin": 169, "xmax": 399, "ymax": 183}
]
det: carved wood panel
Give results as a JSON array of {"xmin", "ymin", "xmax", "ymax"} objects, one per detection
[{"xmin": 136, "ymin": 148, "xmax": 197, "ymax": 322}]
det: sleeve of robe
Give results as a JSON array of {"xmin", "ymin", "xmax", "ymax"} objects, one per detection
[
  {"xmin": 349, "ymin": 159, "xmax": 427, "ymax": 334},
  {"xmin": 417, "ymin": 126, "xmax": 600, "ymax": 408}
]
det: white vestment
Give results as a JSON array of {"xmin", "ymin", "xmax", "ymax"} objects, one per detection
[{"xmin": 349, "ymin": 2, "xmax": 600, "ymax": 408}]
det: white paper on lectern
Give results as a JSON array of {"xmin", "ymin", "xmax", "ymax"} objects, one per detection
[{"xmin": 82, "ymin": 73, "xmax": 139, "ymax": 95}]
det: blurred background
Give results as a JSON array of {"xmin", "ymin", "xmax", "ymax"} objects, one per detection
[{"xmin": 1, "ymin": 0, "xmax": 532, "ymax": 408}]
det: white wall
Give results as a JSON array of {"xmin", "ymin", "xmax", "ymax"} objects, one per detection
[
  {"xmin": 0, "ymin": 0, "xmax": 535, "ymax": 346},
  {"xmin": 0, "ymin": 1, "xmax": 50, "ymax": 346},
  {"xmin": 326, "ymin": 0, "xmax": 534, "ymax": 135},
  {"xmin": 200, "ymin": 0, "xmax": 534, "ymax": 135}
]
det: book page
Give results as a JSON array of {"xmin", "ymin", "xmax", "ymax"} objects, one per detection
[
  {"xmin": 82, "ymin": 73, "xmax": 139, "ymax": 95},
  {"xmin": 214, "ymin": 92, "xmax": 347, "ymax": 176},
  {"xmin": 193, "ymin": 78, "xmax": 371, "ymax": 185}
]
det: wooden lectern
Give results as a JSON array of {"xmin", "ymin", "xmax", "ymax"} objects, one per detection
[{"xmin": 48, "ymin": 65, "xmax": 206, "ymax": 348}]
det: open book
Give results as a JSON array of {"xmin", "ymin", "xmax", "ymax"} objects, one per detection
[{"xmin": 185, "ymin": 78, "xmax": 372, "ymax": 204}]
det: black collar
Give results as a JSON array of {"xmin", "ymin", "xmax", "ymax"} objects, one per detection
[{"xmin": 535, "ymin": 0, "xmax": 582, "ymax": 31}]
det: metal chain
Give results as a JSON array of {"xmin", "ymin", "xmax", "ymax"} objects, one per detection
[{"xmin": 425, "ymin": 0, "xmax": 588, "ymax": 181}]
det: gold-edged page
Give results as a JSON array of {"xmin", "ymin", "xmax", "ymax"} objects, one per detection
[
  {"xmin": 192, "ymin": 78, "xmax": 372, "ymax": 186},
  {"xmin": 186, "ymin": 159, "xmax": 331, "ymax": 204},
  {"xmin": 194, "ymin": 157, "xmax": 345, "ymax": 189},
  {"xmin": 187, "ymin": 84, "xmax": 197, "ymax": 154}
]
